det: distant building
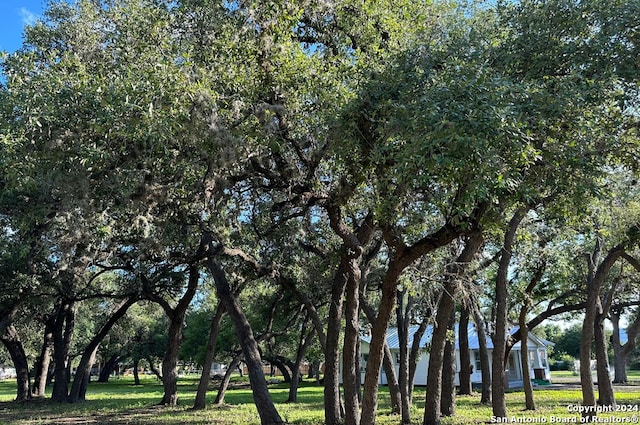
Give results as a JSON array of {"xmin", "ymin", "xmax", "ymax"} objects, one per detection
[
  {"xmin": 0, "ymin": 365, "xmax": 17, "ymax": 380},
  {"xmin": 353, "ymin": 323, "xmax": 554, "ymax": 388}
]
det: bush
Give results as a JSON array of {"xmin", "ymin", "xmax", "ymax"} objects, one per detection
[{"xmin": 550, "ymin": 355, "xmax": 576, "ymax": 371}]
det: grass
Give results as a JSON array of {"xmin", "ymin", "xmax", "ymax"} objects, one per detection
[{"xmin": 0, "ymin": 373, "xmax": 638, "ymax": 424}]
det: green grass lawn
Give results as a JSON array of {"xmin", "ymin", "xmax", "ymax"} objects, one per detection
[{"xmin": 0, "ymin": 375, "xmax": 638, "ymax": 425}]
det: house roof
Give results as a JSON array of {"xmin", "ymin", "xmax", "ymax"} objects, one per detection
[{"xmin": 361, "ymin": 323, "xmax": 554, "ymax": 351}]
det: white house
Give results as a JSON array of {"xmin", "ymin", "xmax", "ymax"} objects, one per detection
[{"xmin": 357, "ymin": 323, "xmax": 553, "ymax": 388}]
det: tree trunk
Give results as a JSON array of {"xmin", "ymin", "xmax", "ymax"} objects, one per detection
[
  {"xmin": 194, "ymin": 302, "xmax": 226, "ymax": 410},
  {"xmin": 361, "ymin": 264, "xmax": 403, "ymax": 425},
  {"xmin": 441, "ymin": 309, "xmax": 456, "ymax": 417},
  {"xmin": 288, "ymin": 319, "xmax": 315, "ymax": 403},
  {"xmin": 32, "ymin": 313, "xmax": 56, "ymax": 397},
  {"xmin": 581, "ymin": 241, "xmax": 624, "ymax": 421},
  {"xmin": 409, "ymin": 317, "xmax": 429, "ymax": 403},
  {"xmin": 342, "ymin": 257, "xmax": 361, "ymax": 425},
  {"xmin": 396, "ymin": 289, "xmax": 412, "ymax": 424},
  {"xmin": 52, "ymin": 301, "xmax": 75, "ymax": 402},
  {"xmin": 160, "ymin": 314, "xmax": 183, "ymax": 406},
  {"xmin": 424, "ymin": 284, "xmax": 455, "ymax": 425},
  {"xmin": 424, "ymin": 233, "xmax": 483, "ymax": 425},
  {"xmin": 594, "ymin": 316, "xmax": 615, "ymax": 406},
  {"xmin": 205, "ymin": 254, "xmax": 284, "ymax": 425},
  {"xmin": 519, "ymin": 304, "xmax": 535, "ymax": 410},
  {"xmin": 360, "ymin": 211, "xmax": 483, "ymax": 425},
  {"xmin": 151, "ymin": 265, "xmax": 200, "ymax": 406},
  {"xmin": 472, "ymin": 305, "xmax": 491, "ymax": 404},
  {"xmin": 69, "ymin": 297, "xmax": 136, "ymax": 403},
  {"xmin": 492, "ymin": 207, "xmax": 527, "ymax": 420},
  {"xmin": 133, "ymin": 358, "xmax": 141, "ymax": 386},
  {"xmin": 214, "ymin": 352, "xmax": 243, "ymax": 405},
  {"xmin": 324, "ymin": 263, "xmax": 348, "ymax": 425},
  {"xmin": 610, "ymin": 310, "xmax": 627, "ymax": 384},
  {"xmin": 362, "ymin": 296, "xmax": 402, "ymax": 415},
  {"xmin": 145, "ymin": 356, "xmax": 163, "ymax": 381},
  {"xmin": 0, "ymin": 325, "xmax": 31, "ymax": 402},
  {"xmin": 98, "ymin": 354, "xmax": 121, "ymax": 383},
  {"xmin": 458, "ymin": 306, "xmax": 472, "ymax": 396},
  {"xmin": 77, "ymin": 347, "xmax": 99, "ymax": 401}
]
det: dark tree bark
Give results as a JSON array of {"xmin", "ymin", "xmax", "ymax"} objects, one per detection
[
  {"xmin": 205, "ymin": 250, "xmax": 284, "ymax": 425},
  {"xmin": 580, "ymin": 239, "xmax": 625, "ymax": 421},
  {"xmin": 0, "ymin": 325, "xmax": 31, "ymax": 402},
  {"xmin": 98, "ymin": 354, "xmax": 121, "ymax": 383},
  {"xmin": 611, "ymin": 307, "xmax": 640, "ymax": 383},
  {"xmin": 341, "ymin": 255, "xmax": 362, "ymax": 425},
  {"xmin": 594, "ymin": 315, "xmax": 614, "ymax": 406},
  {"xmin": 519, "ymin": 262, "xmax": 544, "ymax": 411},
  {"xmin": 145, "ymin": 356, "xmax": 162, "ymax": 381},
  {"xmin": 288, "ymin": 317, "xmax": 315, "ymax": 402},
  {"xmin": 361, "ymin": 297, "xmax": 402, "ymax": 415},
  {"xmin": 362, "ymin": 203, "xmax": 487, "ymax": 425},
  {"xmin": 458, "ymin": 306, "xmax": 472, "ymax": 396},
  {"xmin": 214, "ymin": 352, "xmax": 243, "ymax": 405},
  {"xmin": 52, "ymin": 300, "xmax": 75, "ymax": 402},
  {"xmin": 441, "ymin": 309, "xmax": 456, "ymax": 417},
  {"xmin": 424, "ymin": 233, "xmax": 483, "ymax": 425},
  {"xmin": 519, "ymin": 305, "xmax": 535, "ymax": 410},
  {"xmin": 32, "ymin": 313, "xmax": 56, "ymax": 397},
  {"xmin": 142, "ymin": 262, "xmax": 200, "ymax": 407},
  {"xmin": 194, "ymin": 302, "xmax": 226, "ymax": 410},
  {"xmin": 472, "ymin": 305, "xmax": 491, "ymax": 405},
  {"xmin": 264, "ymin": 356, "xmax": 292, "ymax": 383},
  {"xmin": 324, "ymin": 263, "xmax": 347, "ymax": 425},
  {"xmin": 69, "ymin": 297, "xmax": 136, "ymax": 403},
  {"xmin": 396, "ymin": 288, "xmax": 413, "ymax": 424},
  {"xmin": 492, "ymin": 207, "xmax": 527, "ymax": 420},
  {"xmin": 133, "ymin": 358, "xmax": 141, "ymax": 386},
  {"xmin": 409, "ymin": 316, "xmax": 429, "ymax": 403}
]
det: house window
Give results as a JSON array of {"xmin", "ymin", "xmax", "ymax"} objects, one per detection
[
  {"xmin": 540, "ymin": 350, "xmax": 547, "ymax": 368},
  {"xmin": 396, "ymin": 353, "xmax": 401, "ymax": 364},
  {"xmin": 473, "ymin": 350, "xmax": 481, "ymax": 372},
  {"xmin": 360, "ymin": 354, "xmax": 369, "ymax": 373}
]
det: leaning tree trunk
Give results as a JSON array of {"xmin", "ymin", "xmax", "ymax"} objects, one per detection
[
  {"xmin": 0, "ymin": 325, "xmax": 31, "ymax": 402},
  {"xmin": 32, "ymin": 313, "xmax": 56, "ymax": 397},
  {"xmin": 362, "ymin": 296, "xmax": 402, "ymax": 414},
  {"xmin": 98, "ymin": 354, "xmax": 121, "ymax": 383},
  {"xmin": 424, "ymin": 283, "xmax": 455, "ymax": 425},
  {"xmin": 214, "ymin": 353, "xmax": 243, "ymax": 405},
  {"xmin": 206, "ymin": 253, "xmax": 284, "ymax": 425},
  {"xmin": 424, "ymin": 233, "xmax": 483, "ymax": 425},
  {"xmin": 69, "ymin": 297, "xmax": 136, "ymax": 403},
  {"xmin": 288, "ymin": 318, "xmax": 315, "ymax": 403},
  {"xmin": 458, "ymin": 306, "xmax": 472, "ymax": 396},
  {"xmin": 492, "ymin": 208, "xmax": 527, "ymax": 420},
  {"xmin": 194, "ymin": 302, "xmax": 226, "ymax": 409},
  {"xmin": 409, "ymin": 317, "xmax": 429, "ymax": 404}
]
